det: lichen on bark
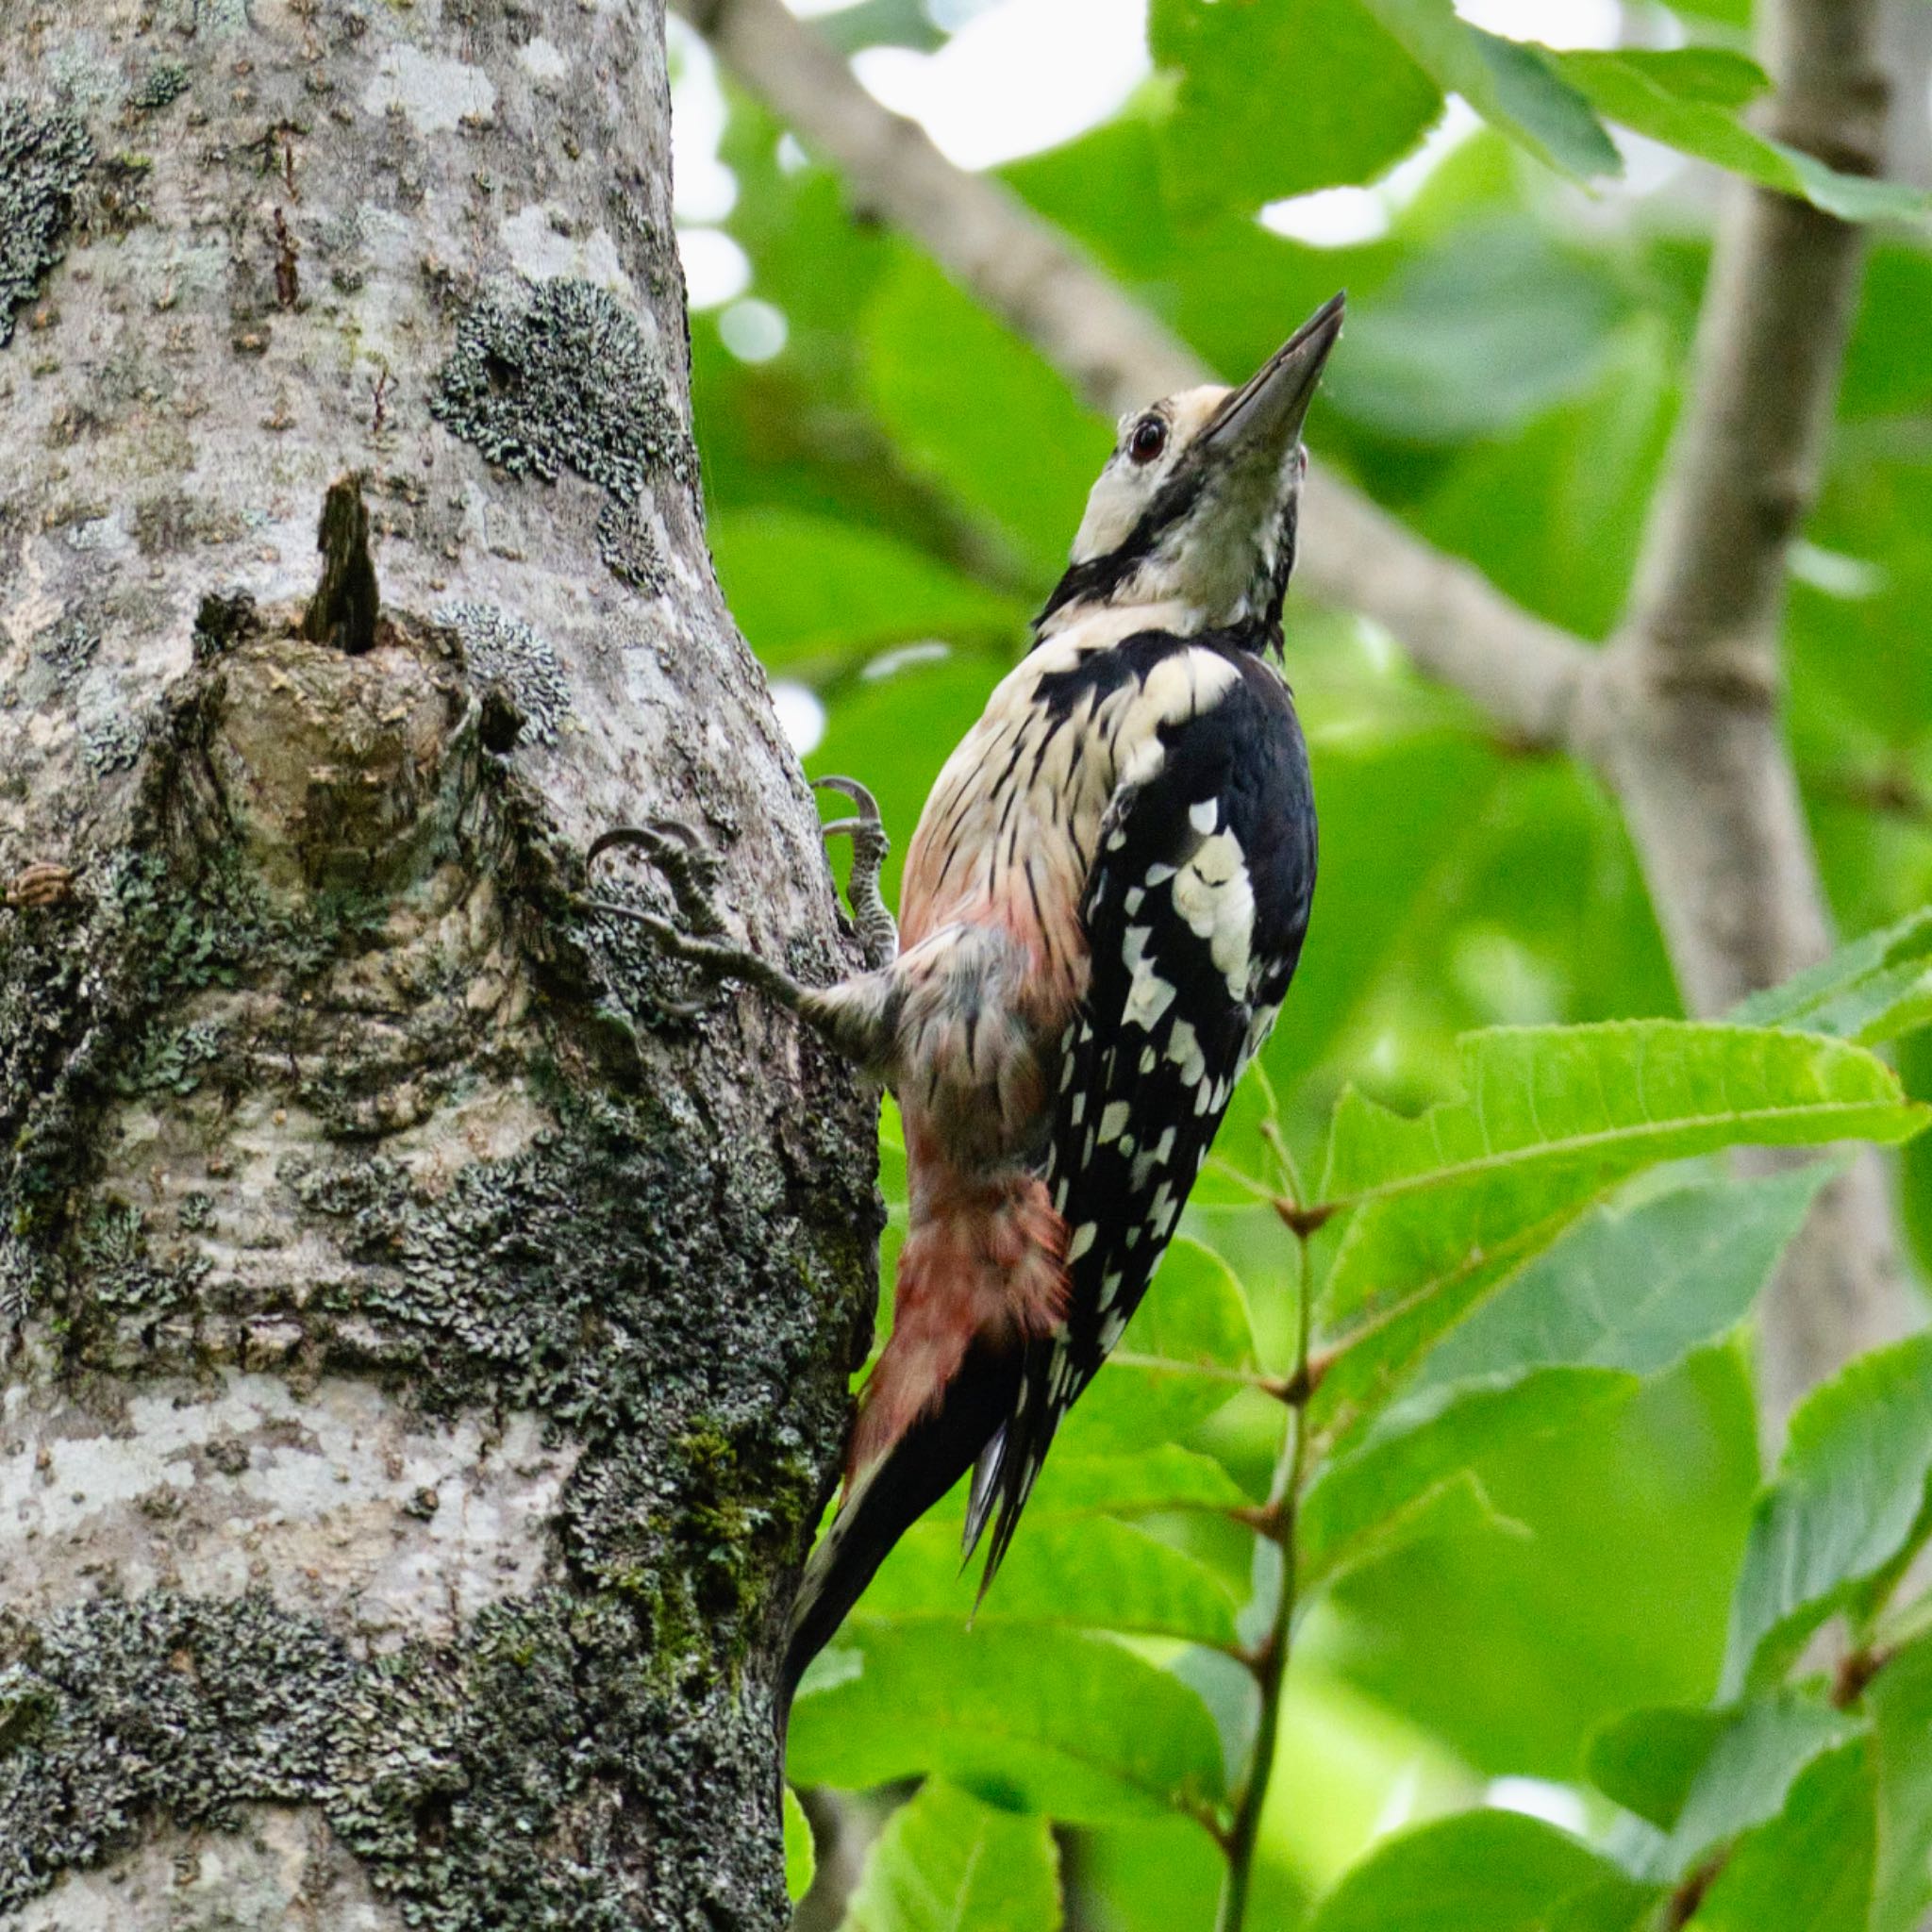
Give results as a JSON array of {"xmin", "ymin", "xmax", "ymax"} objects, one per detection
[
  {"xmin": 0, "ymin": 1586, "xmax": 794, "ymax": 1927},
  {"xmin": 0, "ymin": 2, "xmax": 874, "ymax": 1922},
  {"xmin": 0, "ymin": 98, "xmax": 92, "ymax": 344}
]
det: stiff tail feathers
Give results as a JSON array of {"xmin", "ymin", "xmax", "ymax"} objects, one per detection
[
  {"xmin": 778, "ymin": 1339, "xmax": 1020, "ymax": 1736},
  {"xmin": 964, "ymin": 1342, "xmax": 1069, "ymax": 1604}
]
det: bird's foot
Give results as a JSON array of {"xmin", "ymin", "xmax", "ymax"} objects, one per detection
[
  {"xmin": 813, "ymin": 775, "xmax": 897, "ymax": 972},
  {"xmin": 585, "ymin": 819, "xmax": 805, "ymax": 1014}
]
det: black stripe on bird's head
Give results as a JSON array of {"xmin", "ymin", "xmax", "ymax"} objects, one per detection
[{"xmin": 1039, "ymin": 292, "xmax": 1345, "ymax": 641}]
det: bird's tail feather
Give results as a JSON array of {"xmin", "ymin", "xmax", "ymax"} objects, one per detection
[{"xmin": 779, "ymin": 1339, "xmax": 1019, "ymax": 1735}]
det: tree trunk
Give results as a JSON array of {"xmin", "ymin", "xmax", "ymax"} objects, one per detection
[{"xmin": 0, "ymin": 3, "xmax": 877, "ymax": 1924}]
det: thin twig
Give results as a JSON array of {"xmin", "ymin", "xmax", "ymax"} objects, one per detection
[{"xmin": 1216, "ymin": 1220, "xmax": 1315, "ymax": 1932}]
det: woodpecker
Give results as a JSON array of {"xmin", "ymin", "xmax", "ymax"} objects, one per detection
[{"xmin": 590, "ymin": 292, "xmax": 1341, "ymax": 1725}]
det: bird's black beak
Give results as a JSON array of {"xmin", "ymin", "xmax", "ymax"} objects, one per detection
[{"xmin": 1201, "ymin": 291, "xmax": 1346, "ymax": 467}]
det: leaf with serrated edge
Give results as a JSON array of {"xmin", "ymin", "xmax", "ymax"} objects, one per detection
[
  {"xmin": 1687, "ymin": 1739, "xmax": 1875, "ymax": 1932},
  {"xmin": 1318, "ymin": 1024, "xmax": 1922, "ymax": 1340},
  {"xmin": 1415, "ymin": 1167, "xmax": 1830, "ymax": 1390},
  {"xmin": 1323, "ymin": 1025, "xmax": 1918, "ymax": 1209},
  {"xmin": 1731, "ymin": 906, "xmax": 1932, "ymax": 1046},
  {"xmin": 1301, "ymin": 1368, "xmax": 1617, "ymax": 1590},
  {"xmin": 1614, "ymin": 1693, "xmax": 1864, "ymax": 1876},
  {"xmin": 1059, "ymin": 1237, "xmax": 1257, "ymax": 1453},
  {"xmin": 1870, "ymin": 1631, "xmax": 1932, "ymax": 1932},
  {"xmin": 1557, "ymin": 49, "xmax": 1930, "ymax": 223},
  {"xmin": 1722, "ymin": 1332, "xmax": 1932, "ymax": 1698}
]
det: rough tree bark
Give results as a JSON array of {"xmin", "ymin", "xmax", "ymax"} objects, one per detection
[
  {"xmin": 0, "ymin": 2, "xmax": 875, "ymax": 1925},
  {"xmin": 688, "ymin": 0, "xmax": 1925, "ymax": 1428}
]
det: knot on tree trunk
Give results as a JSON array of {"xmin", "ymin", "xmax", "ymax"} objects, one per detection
[{"xmin": 187, "ymin": 595, "xmax": 478, "ymax": 900}]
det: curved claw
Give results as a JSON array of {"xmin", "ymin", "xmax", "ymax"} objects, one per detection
[
  {"xmin": 586, "ymin": 824, "xmax": 668, "ymax": 869},
  {"xmin": 586, "ymin": 818, "xmax": 727, "ymax": 937},
  {"xmin": 812, "ymin": 775, "xmax": 897, "ymax": 972},
  {"xmin": 812, "ymin": 774, "xmax": 883, "ymax": 824},
  {"xmin": 643, "ymin": 816, "xmax": 711, "ymax": 854}
]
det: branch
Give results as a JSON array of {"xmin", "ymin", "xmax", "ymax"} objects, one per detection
[
  {"xmin": 1620, "ymin": 7, "xmax": 1886, "ymax": 676},
  {"xmin": 1216, "ymin": 1222, "xmax": 1316, "ymax": 1932},
  {"xmin": 684, "ymin": 0, "xmax": 1594, "ymax": 752},
  {"xmin": 1599, "ymin": 0, "xmax": 1916, "ymax": 1414},
  {"xmin": 1878, "ymin": 0, "xmax": 1932, "ymax": 187}
]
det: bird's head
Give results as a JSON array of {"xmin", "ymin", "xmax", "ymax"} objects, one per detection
[{"xmin": 1040, "ymin": 292, "xmax": 1344, "ymax": 641}]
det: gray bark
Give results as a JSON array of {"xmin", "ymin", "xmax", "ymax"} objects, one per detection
[{"xmin": 0, "ymin": 2, "xmax": 876, "ymax": 1925}]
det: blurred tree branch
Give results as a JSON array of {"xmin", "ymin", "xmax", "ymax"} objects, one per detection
[
  {"xmin": 1596, "ymin": 0, "xmax": 1912, "ymax": 1420},
  {"xmin": 685, "ymin": 0, "xmax": 1924, "ymax": 1421},
  {"xmin": 1880, "ymin": 0, "xmax": 1932, "ymax": 185}
]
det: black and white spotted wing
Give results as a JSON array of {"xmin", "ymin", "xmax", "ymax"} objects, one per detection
[{"xmin": 967, "ymin": 636, "xmax": 1317, "ymax": 1584}]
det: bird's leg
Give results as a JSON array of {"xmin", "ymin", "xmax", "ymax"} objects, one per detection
[
  {"xmin": 813, "ymin": 774, "xmax": 898, "ymax": 971},
  {"xmin": 586, "ymin": 794, "xmax": 906, "ymax": 1071},
  {"xmin": 585, "ymin": 820, "xmax": 808, "ymax": 1016}
]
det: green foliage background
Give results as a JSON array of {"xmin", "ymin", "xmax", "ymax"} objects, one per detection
[{"xmin": 681, "ymin": 3, "xmax": 1932, "ymax": 1924}]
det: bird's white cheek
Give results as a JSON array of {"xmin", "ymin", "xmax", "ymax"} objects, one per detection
[{"xmin": 1071, "ymin": 467, "xmax": 1145, "ymax": 562}]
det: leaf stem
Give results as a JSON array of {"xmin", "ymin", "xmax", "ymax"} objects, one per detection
[{"xmin": 1216, "ymin": 1220, "xmax": 1315, "ymax": 1932}]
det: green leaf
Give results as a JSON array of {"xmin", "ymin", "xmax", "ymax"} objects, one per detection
[
  {"xmin": 1150, "ymin": 0, "xmax": 1441, "ymax": 217},
  {"xmin": 857, "ymin": 1514, "xmax": 1244, "ymax": 1649},
  {"xmin": 1058, "ymin": 1237, "xmax": 1257, "ymax": 1454},
  {"xmin": 1355, "ymin": 0, "xmax": 1621, "ymax": 181},
  {"xmin": 1587, "ymin": 1705, "xmax": 1733, "ymax": 1831},
  {"xmin": 862, "ymin": 249, "xmax": 1103, "ymax": 581},
  {"xmin": 840, "ymin": 1780, "xmax": 1061, "ymax": 1932},
  {"xmin": 710, "ymin": 509, "xmax": 1022, "ymax": 670},
  {"xmin": 1257, "ymin": 723, "xmax": 1502, "ymax": 1084},
  {"xmin": 1870, "ymin": 1631, "xmax": 1932, "ymax": 1932},
  {"xmin": 787, "ymin": 1624, "xmax": 1227, "ymax": 1824},
  {"xmin": 1415, "ymin": 1167, "xmax": 1831, "ymax": 1390},
  {"xmin": 1330, "ymin": 1351, "xmax": 1762, "ymax": 1778},
  {"xmin": 1690, "ymin": 1739, "xmax": 1876, "ymax": 1932},
  {"xmin": 1309, "ymin": 1202, "xmax": 1605, "ymax": 1447},
  {"xmin": 1324, "ymin": 223, "xmax": 1631, "ymax": 443},
  {"xmin": 1008, "ymin": 1444, "xmax": 1254, "ymax": 1518},
  {"xmin": 1723, "ymin": 1333, "xmax": 1932, "ymax": 1698},
  {"xmin": 1322, "ymin": 1025, "xmax": 1919, "ymax": 1214},
  {"xmin": 1193, "ymin": 1057, "xmax": 1284, "ymax": 1208},
  {"xmin": 1648, "ymin": 1693, "xmax": 1862, "ymax": 1874},
  {"xmin": 1604, "ymin": 44, "xmax": 1771, "ymax": 109},
  {"xmin": 1416, "ymin": 316, "xmax": 1676, "ymax": 638},
  {"xmin": 1302, "ymin": 1808, "xmax": 1651, "ymax": 1932},
  {"xmin": 1302, "ymin": 1368, "xmax": 1619, "ymax": 1590},
  {"xmin": 784, "ymin": 1786, "xmax": 817, "ymax": 1904},
  {"xmin": 1557, "ymin": 50, "xmax": 1931, "ymax": 224},
  {"xmin": 1318, "ymin": 1024, "xmax": 1924, "ymax": 1341},
  {"xmin": 1299, "ymin": 1457, "xmax": 1512, "ymax": 1594},
  {"xmin": 1730, "ymin": 907, "xmax": 1932, "ymax": 1048}
]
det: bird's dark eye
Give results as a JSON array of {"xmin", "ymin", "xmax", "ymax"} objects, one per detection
[{"xmin": 1128, "ymin": 415, "xmax": 1167, "ymax": 465}]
